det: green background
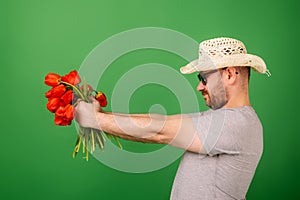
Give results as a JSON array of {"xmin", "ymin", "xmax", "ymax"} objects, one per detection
[{"xmin": 1, "ymin": 0, "xmax": 299, "ymax": 199}]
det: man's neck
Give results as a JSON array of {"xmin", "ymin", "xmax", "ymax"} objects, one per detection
[{"xmin": 224, "ymin": 87, "xmax": 251, "ymax": 108}]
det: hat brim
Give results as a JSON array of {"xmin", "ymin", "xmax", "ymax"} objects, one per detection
[
  {"xmin": 180, "ymin": 59, "xmax": 198, "ymax": 74},
  {"xmin": 180, "ymin": 54, "xmax": 267, "ymax": 74}
]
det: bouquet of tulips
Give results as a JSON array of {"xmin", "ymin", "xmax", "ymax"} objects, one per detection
[{"xmin": 44, "ymin": 70, "xmax": 122, "ymax": 161}]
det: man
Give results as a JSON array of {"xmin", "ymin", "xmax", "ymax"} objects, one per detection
[{"xmin": 75, "ymin": 37, "xmax": 270, "ymax": 199}]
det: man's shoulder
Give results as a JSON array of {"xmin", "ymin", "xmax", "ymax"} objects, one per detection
[
  {"xmin": 188, "ymin": 106, "xmax": 258, "ymax": 118},
  {"xmin": 186, "ymin": 106, "xmax": 261, "ymax": 130}
]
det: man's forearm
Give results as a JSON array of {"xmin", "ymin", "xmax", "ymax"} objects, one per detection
[{"xmin": 94, "ymin": 112, "xmax": 167, "ymax": 143}]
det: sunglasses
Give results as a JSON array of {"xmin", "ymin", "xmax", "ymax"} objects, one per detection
[
  {"xmin": 197, "ymin": 69, "xmax": 225, "ymax": 85},
  {"xmin": 197, "ymin": 73, "xmax": 207, "ymax": 85}
]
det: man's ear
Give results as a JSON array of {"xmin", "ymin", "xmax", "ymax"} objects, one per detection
[{"xmin": 224, "ymin": 67, "xmax": 238, "ymax": 84}]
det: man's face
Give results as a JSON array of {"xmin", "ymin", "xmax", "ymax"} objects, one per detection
[{"xmin": 196, "ymin": 69, "xmax": 227, "ymax": 110}]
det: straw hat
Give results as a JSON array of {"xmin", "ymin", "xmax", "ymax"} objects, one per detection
[{"xmin": 180, "ymin": 37, "xmax": 270, "ymax": 76}]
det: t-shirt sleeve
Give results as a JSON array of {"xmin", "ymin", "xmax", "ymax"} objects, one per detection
[{"xmin": 189, "ymin": 109, "xmax": 241, "ymax": 156}]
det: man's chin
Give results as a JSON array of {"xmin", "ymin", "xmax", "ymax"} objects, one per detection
[
  {"xmin": 205, "ymin": 101, "xmax": 212, "ymax": 109},
  {"xmin": 210, "ymin": 101, "xmax": 227, "ymax": 110},
  {"xmin": 205, "ymin": 98, "xmax": 224, "ymax": 110}
]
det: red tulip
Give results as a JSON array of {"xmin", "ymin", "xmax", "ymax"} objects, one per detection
[
  {"xmin": 44, "ymin": 73, "xmax": 61, "ymax": 86},
  {"xmin": 54, "ymin": 114, "xmax": 71, "ymax": 126},
  {"xmin": 45, "ymin": 90, "xmax": 52, "ymax": 98},
  {"xmin": 95, "ymin": 91, "xmax": 107, "ymax": 107},
  {"xmin": 45, "ymin": 84, "xmax": 66, "ymax": 98},
  {"xmin": 47, "ymin": 98, "xmax": 63, "ymax": 113},
  {"xmin": 61, "ymin": 90, "xmax": 74, "ymax": 104},
  {"xmin": 54, "ymin": 104, "xmax": 74, "ymax": 126},
  {"xmin": 61, "ymin": 70, "xmax": 81, "ymax": 85},
  {"xmin": 64, "ymin": 104, "xmax": 74, "ymax": 120}
]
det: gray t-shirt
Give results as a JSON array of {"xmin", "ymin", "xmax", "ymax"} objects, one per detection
[{"xmin": 170, "ymin": 106, "xmax": 263, "ymax": 200}]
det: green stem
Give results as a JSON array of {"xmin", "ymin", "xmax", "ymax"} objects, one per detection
[
  {"xmin": 114, "ymin": 136, "xmax": 123, "ymax": 150},
  {"xmin": 60, "ymin": 81, "xmax": 86, "ymax": 100}
]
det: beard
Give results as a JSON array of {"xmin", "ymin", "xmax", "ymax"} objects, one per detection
[{"xmin": 205, "ymin": 79, "xmax": 227, "ymax": 110}]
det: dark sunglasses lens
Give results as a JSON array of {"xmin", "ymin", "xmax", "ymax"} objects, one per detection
[{"xmin": 197, "ymin": 74, "xmax": 206, "ymax": 85}]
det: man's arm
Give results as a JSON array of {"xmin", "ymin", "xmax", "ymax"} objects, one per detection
[{"xmin": 75, "ymin": 101, "xmax": 204, "ymax": 153}]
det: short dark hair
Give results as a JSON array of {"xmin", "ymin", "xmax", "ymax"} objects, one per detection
[{"xmin": 246, "ymin": 67, "xmax": 251, "ymax": 81}]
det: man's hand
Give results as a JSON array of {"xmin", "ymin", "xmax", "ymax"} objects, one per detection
[{"xmin": 74, "ymin": 98, "xmax": 101, "ymax": 129}]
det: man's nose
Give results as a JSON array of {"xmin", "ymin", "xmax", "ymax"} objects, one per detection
[{"xmin": 196, "ymin": 81, "xmax": 205, "ymax": 91}]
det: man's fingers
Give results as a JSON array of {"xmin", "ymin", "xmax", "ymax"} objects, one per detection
[
  {"xmin": 74, "ymin": 101, "xmax": 82, "ymax": 122},
  {"xmin": 88, "ymin": 96, "xmax": 102, "ymax": 111},
  {"xmin": 89, "ymin": 96, "xmax": 97, "ymax": 102}
]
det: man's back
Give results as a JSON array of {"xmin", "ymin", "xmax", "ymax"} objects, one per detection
[{"xmin": 170, "ymin": 106, "xmax": 263, "ymax": 200}]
